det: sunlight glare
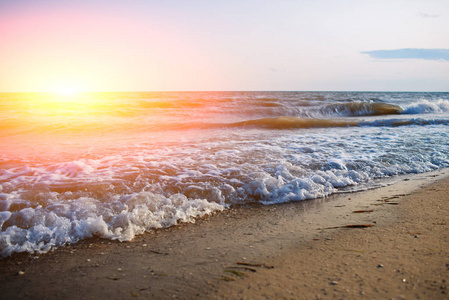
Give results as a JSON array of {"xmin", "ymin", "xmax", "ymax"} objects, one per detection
[{"xmin": 50, "ymin": 80, "xmax": 86, "ymax": 98}]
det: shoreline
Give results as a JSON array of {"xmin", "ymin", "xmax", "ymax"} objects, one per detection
[
  {"xmin": 1, "ymin": 169, "xmax": 448, "ymax": 299},
  {"xmin": 218, "ymin": 171, "xmax": 449, "ymax": 299}
]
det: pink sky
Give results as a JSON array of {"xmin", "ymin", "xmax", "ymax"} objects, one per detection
[
  {"xmin": 1, "ymin": 0, "xmax": 448, "ymax": 92},
  {"xmin": 0, "ymin": 2, "xmax": 228, "ymax": 92}
]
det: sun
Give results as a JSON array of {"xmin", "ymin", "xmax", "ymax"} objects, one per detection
[
  {"xmin": 38, "ymin": 80, "xmax": 94, "ymax": 108},
  {"xmin": 49, "ymin": 80, "xmax": 87, "ymax": 98},
  {"xmin": 45, "ymin": 76, "xmax": 87, "ymax": 100},
  {"xmin": 54, "ymin": 85, "xmax": 80, "ymax": 96}
]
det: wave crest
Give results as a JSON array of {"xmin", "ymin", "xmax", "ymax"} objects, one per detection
[
  {"xmin": 318, "ymin": 102, "xmax": 403, "ymax": 117},
  {"xmin": 403, "ymin": 99, "xmax": 449, "ymax": 114}
]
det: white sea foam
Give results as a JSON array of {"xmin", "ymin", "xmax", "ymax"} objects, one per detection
[
  {"xmin": 403, "ymin": 99, "xmax": 449, "ymax": 114},
  {"xmin": 0, "ymin": 192, "xmax": 224, "ymax": 257}
]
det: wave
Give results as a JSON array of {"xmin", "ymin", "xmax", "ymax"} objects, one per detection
[
  {"xmin": 252, "ymin": 101, "xmax": 284, "ymax": 107},
  {"xmin": 362, "ymin": 118, "xmax": 449, "ymax": 127},
  {"xmin": 228, "ymin": 117, "xmax": 358, "ymax": 129},
  {"xmin": 317, "ymin": 102, "xmax": 403, "ymax": 117},
  {"xmin": 317, "ymin": 99, "xmax": 449, "ymax": 118},
  {"xmin": 403, "ymin": 99, "xmax": 449, "ymax": 114},
  {"xmin": 0, "ymin": 190, "xmax": 224, "ymax": 257},
  {"xmin": 222, "ymin": 116, "xmax": 449, "ymax": 130}
]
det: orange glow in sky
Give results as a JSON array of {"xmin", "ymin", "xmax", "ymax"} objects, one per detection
[{"xmin": 0, "ymin": 2, "xmax": 223, "ymax": 92}]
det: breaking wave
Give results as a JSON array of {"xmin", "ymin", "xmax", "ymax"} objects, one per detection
[
  {"xmin": 403, "ymin": 99, "xmax": 449, "ymax": 114},
  {"xmin": 317, "ymin": 102, "xmax": 403, "ymax": 117}
]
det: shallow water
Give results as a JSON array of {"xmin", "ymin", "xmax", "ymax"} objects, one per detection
[{"xmin": 1, "ymin": 91, "xmax": 448, "ymax": 257}]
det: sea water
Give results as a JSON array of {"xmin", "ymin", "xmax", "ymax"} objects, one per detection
[{"xmin": 1, "ymin": 91, "xmax": 448, "ymax": 257}]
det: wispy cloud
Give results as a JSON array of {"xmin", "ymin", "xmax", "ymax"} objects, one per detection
[
  {"xmin": 361, "ymin": 48, "xmax": 449, "ymax": 61},
  {"xmin": 419, "ymin": 12, "xmax": 439, "ymax": 18}
]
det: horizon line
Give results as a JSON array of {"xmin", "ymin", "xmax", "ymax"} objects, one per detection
[{"xmin": 1, "ymin": 90, "xmax": 448, "ymax": 94}]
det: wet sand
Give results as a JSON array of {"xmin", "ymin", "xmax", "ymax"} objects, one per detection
[{"xmin": 1, "ymin": 170, "xmax": 448, "ymax": 299}]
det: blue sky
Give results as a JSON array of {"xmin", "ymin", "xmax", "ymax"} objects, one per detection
[{"xmin": 0, "ymin": 0, "xmax": 448, "ymax": 92}]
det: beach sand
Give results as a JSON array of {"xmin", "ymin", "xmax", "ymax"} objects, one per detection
[{"xmin": 1, "ymin": 170, "xmax": 448, "ymax": 299}]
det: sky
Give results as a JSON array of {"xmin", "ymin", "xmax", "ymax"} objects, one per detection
[{"xmin": 0, "ymin": 0, "xmax": 448, "ymax": 92}]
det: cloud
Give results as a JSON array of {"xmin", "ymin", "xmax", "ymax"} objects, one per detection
[
  {"xmin": 419, "ymin": 12, "xmax": 439, "ymax": 18},
  {"xmin": 361, "ymin": 48, "xmax": 449, "ymax": 61}
]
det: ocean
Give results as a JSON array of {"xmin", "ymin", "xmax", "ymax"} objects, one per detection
[{"xmin": 1, "ymin": 91, "xmax": 448, "ymax": 257}]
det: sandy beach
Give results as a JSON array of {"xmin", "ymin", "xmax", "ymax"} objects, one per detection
[{"xmin": 1, "ymin": 170, "xmax": 448, "ymax": 299}]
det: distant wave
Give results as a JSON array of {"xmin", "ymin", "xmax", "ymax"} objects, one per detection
[
  {"xmin": 222, "ymin": 116, "xmax": 449, "ymax": 130},
  {"xmin": 403, "ymin": 99, "xmax": 449, "ymax": 114},
  {"xmin": 253, "ymin": 101, "xmax": 284, "ymax": 107},
  {"xmin": 317, "ymin": 102, "xmax": 403, "ymax": 117},
  {"xmin": 228, "ymin": 117, "xmax": 358, "ymax": 129},
  {"xmin": 360, "ymin": 118, "xmax": 449, "ymax": 127}
]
